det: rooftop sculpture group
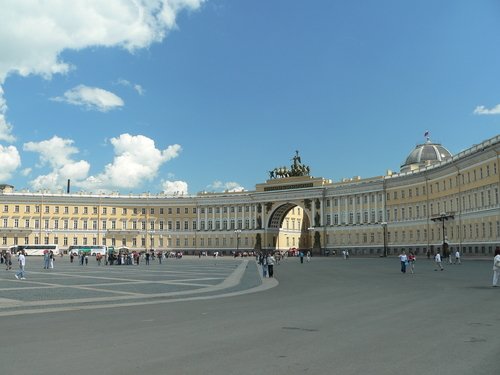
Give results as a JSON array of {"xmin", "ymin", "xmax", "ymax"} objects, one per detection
[{"xmin": 269, "ymin": 151, "xmax": 311, "ymax": 179}]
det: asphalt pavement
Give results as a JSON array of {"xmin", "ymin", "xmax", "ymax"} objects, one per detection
[{"xmin": 0, "ymin": 255, "xmax": 498, "ymax": 375}]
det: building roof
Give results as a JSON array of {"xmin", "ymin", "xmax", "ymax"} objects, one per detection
[{"xmin": 400, "ymin": 140, "xmax": 452, "ymax": 172}]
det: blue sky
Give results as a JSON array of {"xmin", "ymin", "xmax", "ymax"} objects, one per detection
[{"xmin": 0, "ymin": 0, "xmax": 499, "ymax": 195}]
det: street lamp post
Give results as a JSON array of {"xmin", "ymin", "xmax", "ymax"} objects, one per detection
[
  {"xmin": 381, "ymin": 222, "xmax": 388, "ymax": 257},
  {"xmin": 234, "ymin": 229, "xmax": 242, "ymax": 255}
]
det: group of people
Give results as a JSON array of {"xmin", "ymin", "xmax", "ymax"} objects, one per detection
[
  {"xmin": 398, "ymin": 247, "xmax": 500, "ymax": 287},
  {"xmin": 257, "ymin": 252, "xmax": 277, "ymax": 278},
  {"xmin": 398, "ymin": 251, "xmax": 417, "ymax": 274},
  {"xmin": 43, "ymin": 250, "xmax": 56, "ymax": 269}
]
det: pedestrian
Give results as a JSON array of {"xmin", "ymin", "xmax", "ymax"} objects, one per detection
[
  {"xmin": 299, "ymin": 251, "xmax": 304, "ymax": 264},
  {"xmin": 399, "ymin": 250, "xmax": 407, "ymax": 273},
  {"xmin": 262, "ymin": 254, "xmax": 268, "ymax": 277},
  {"xmin": 15, "ymin": 250, "xmax": 26, "ymax": 280},
  {"xmin": 145, "ymin": 252, "xmax": 150, "ymax": 265},
  {"xmin": 43, "ymin": 250, "xmax": 50, "ymax": 269},
  {"xmin": 5, "ymin": 250, "xmax": 12, "ymax": 270},
  {"xmin": 267, "ymin": 253, "xmax": 276, "ymax": 277},
  {"xmin": 49, "ymin": 250, "xmax": 55, "ymax": 269},
  {"xmin": 84, "ymin": 254, "xmax": 89, "ymax": 265},
  {"xmin": 306, "ymin": 251, "xmax": 311, "ymax": 262},
  {"xmin": 434, "ymin": 251, "xmax": 444, "ymax": 271},
  {"xmin": 454, "ymin": 250, "xmax": 461, "ymax": 265},
  {"xmin": 408, "ymin": 251, "xmax": 416, "ymax": 274},
  {"xmin": 492, "ymin": 248, "xmax": 500, "ymax": 287}
]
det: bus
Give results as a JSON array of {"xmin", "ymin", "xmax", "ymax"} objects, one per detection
[
  {"xmin": 9, "ymin": 244, "xmax": 60, "ymax": 256},
  {"xmin": 68, "ymin": 245, "xmax": 107, "ymax": 256}
]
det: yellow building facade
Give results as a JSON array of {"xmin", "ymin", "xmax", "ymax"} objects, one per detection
[{"xmin": 1, "ymin": 135, "xmax": 499, "ymax": 256}]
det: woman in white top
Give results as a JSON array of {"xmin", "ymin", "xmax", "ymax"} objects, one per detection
[
  {"xmin": 492, "ymin": 248, "xmax": 500, "ymax": 287},
  {"xmin": 434, "ymin": 252, "xmax": 444, "ymax": 271}
]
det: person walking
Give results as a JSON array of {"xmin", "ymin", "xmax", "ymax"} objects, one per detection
[
  {"xmin": 5, "ymin": 250, "xmax": 12, "ymax": 270},
  {"xmin": 306, "ymin": 251, "xmax": 311, "ymax": 263},
  {"xmin": 434, "ymin": 251, "xmax": 444, "ymax": 271},
  {"xmin": 15, "ymin": 250, "xmax": 26, "ymax": 280},
  {"xmin": 267, "ymin": 253, "xmax": 276, "ymax": 277},
  {"xmin": 454, "ymin": 250, "xmax": 461, "ymax": 265},
  {"xmin": 408, "ymin": 251, "xmax": 416, "ymax": 274},
  {"xmin": 492, "ymin": 248, "xmax": 500, "ymax": 287},
  {"xmin": 262, "ymin": 254, "xmax": 268, "ymax": 277},
  {"xmin": 399, "ymin": 250, "xmax": 408, "ymax": 273},
  {"xmin": 49, "ymin": 250, "xmax": 55, "ymax": 269},
  {"xmin": 43, "ymin": 250, "xmax": 50, "ymax": 269},
  {"xmin": 299, "ymin": 251, "xmax": 304, "ymax": 264}
]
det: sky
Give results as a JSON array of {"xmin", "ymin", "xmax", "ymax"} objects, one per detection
[{"xmin": 0, "ymin": 0, "xmax": 499, "ymax": 196}]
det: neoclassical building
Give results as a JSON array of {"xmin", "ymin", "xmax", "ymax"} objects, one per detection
[{"xmin": 1, "ymin": 135, "xmax": 499, "ymax": 256}]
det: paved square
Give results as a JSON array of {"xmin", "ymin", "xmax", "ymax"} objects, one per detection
[{"xmin": 0, "ymin": 255, "xmax": 498, "ymax": 375}]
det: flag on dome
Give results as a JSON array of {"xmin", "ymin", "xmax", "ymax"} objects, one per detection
[{"xmin": 424, "ymin": 130, "xmax": 429, "ymax": 137}]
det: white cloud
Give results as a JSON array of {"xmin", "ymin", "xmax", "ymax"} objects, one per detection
[
  {"xmin": 0, "ymin": 86, "xmax": 15, "ymax": 142},
  {"xmin": 79, "ymin": 133, "xmax": 182, "ymax": 190},
  {"xmin": 23, "ymin": 136, "xmax": 90, "ymax": 191},
  {"xmin": 21, "ymin": 168, "xmax": 32, "ymax": 176},
  {"xmin": 162, "ymin": 180, "xmax": 189, "ymax": 195},
  {"xmin": 52, "ymin": 85, "xmax": 124, "ymax": 112},
  {"xmin": 24, "ymin": 136, "xmax": 79, "ymax": 168},
  {"xmin": 134, "ymin": 84, "xmax": 145, "ymax": 95},
  {"xmin": 473, "ymin": 104, "xmax": 500, "ymax": 115},
  {"xmin": 0, "ymin": 0, "xmax": 206, "ymax": 84},
  {"xmin": 117, "ymin": 79, "xmax": 145, "ymax": 95},
  {"xmin": 0, "ymin": 0, "xmax": 205, "ymax": 138},
  {"xmin": 0, "ymin": 145, "xmax": 21, "ymax": 181},
  {"xmin": 207, "ymin": 180, "xmax": 246, "ymax": 192}
]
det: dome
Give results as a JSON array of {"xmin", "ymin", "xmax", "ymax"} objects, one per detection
[{"xmin": 401, "ymin": 140, "xmax": 452, "ymax": 173}]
